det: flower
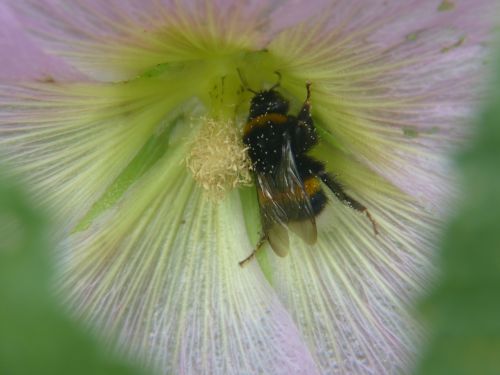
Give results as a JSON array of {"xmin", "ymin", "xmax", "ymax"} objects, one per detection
[{"xmin": 0, "ymin": 1, "xmax": 496, "ymax": 374}]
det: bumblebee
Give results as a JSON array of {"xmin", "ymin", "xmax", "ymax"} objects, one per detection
[{"xmin": 239, "ymin": 80, "xmax": 378, "ymax": 266}]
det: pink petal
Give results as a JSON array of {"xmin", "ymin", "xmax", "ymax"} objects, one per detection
[
  {"xmin": 267, "ymin": 149, "xmax": 437, "ymax": 374},
  {"xmin": 0, "ymin": 79, "xmax": 320, "ymax": 374},
  {"xmin": 269, "ymin": 0, "xmax": 496, "ymax": 212},
  {"xmin": 61, "ymin": 175, "xmax": 320, "ymax": 374},
  {"xmin": 5, "ymin": 0, "xmax": 332, "ymax": 81},
  {"xmin": 0, "ymin": 3, "xmax": 82, "ymax": 81}
]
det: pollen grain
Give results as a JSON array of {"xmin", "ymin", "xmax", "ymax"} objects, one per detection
[{"xmin": 186, "ymin": 117, "xmax": 252, "ymax": 200}]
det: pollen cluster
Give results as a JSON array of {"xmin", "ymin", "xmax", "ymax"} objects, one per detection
[{"xmin": 186, "ymin": 117, "xmax": 252, "ymax": 200}]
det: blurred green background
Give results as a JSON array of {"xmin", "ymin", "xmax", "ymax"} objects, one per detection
[
  {"xmin": 0, "ymin": 175, "xmax": 145, "ymax": 375},
  {"xmin": 1, "ymin": 49, "xmax": 499, "ymax": 375},
  {"xmin": 415, "ymin": 47, "xmax": 500, "ymax": 375}
]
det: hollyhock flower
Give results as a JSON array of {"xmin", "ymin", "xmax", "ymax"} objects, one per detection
[{"xmin": 0, "ymin": 0, "xmax": 496, "ymax": 374}]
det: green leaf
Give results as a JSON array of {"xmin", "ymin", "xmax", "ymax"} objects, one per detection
[
  {"xmin": 0, "ymin": 170, "xmax": 147, "ymax": 375},
  {"xmin": 415, "ymin": 49, "xmax": 500, "ymax": 374}
]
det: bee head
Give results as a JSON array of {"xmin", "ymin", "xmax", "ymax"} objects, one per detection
[{"xmin": 248, "ymin": 90, "xmax": 290, "ymax": 119}]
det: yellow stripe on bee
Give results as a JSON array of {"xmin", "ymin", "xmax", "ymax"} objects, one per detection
[
  {"xmin": 244, "ymin": 113, "xmax": 288, "ymax": 135},
  {"xmin": 257, "ymin": 176, "xmax": 321, "ymax": 205},
  {"xmin": 303, "ymin": 176, "xmax": 321, "ymax": 196}
]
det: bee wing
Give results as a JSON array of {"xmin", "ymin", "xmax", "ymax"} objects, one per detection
[
  {"xmin": 255, "ymin": 133, "xmax": 317, "ymax": 257},
  {"xmin": 288, "ymin": 220, "xmax": 317, "ymax": 245},
  {"xmin": 267, "ymin": 222, "xmax": 290, "ymax": 257},
  {"xmin": 276, "ymin": 133, "xmax": 317, "ymax": 245},
  {"xmin": 256, "ymin": 173, "xmax": 290, "ymax": 257}
]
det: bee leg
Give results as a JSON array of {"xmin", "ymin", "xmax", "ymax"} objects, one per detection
[
  {"xmin": 319, "ymin": 172, "xmax": 379, "ymax": 235},
  {"xmin": 298, "ymin": 82, "xmax": 313, "ymax": 120},
  {"xmin": 239, "ymin": 234, "xmax": 267, "ymax": 267},
  {"xmin": 295, "ymin": 82, "xmax": 318, "ymax": 152}
]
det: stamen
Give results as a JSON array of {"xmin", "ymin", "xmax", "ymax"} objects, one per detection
[{"xmin": 186, "ymin": 117, "xmax": 252, "ymax": 200}]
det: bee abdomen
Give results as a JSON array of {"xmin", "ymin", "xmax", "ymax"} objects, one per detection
[
  {"xmin": 243, "ymin": 113, "xmax": 288, "ymax": 136},
  {"xmin": 303, "ymin": 176, "xmax": 328, "ymax": 217}
]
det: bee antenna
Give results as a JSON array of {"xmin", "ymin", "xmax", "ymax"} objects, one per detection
[
  {"xmin": 269, "ymin": 71, "xmax": 282, "ymax": 91},
  {"xmin": 237, "ymin": 68, "xmax": 258, "ymax": 94}
]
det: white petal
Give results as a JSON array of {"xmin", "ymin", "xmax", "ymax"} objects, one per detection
[
  {"xmin": 267, "ymin": 149, "xmax": 436, "ymax": 374},
  {"xmin": 6, "ymin": 0, "xmax": 275, "ymax": 80},
  {"xmin": 268, "ymin": 0, "xmax": 495, "ymax": 212},
  {"xmin": 59, "ymin": 146, "xmax": 319, "ymax": 375},
  {"xmin": 0, "ymin": 80, "xmax": 195, "ymax": 235}
]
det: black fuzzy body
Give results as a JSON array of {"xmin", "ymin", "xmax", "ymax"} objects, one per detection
[
  {"xmin": 242, "ymin": 89, "xmax": 327, "ymax": 217},
  {"xmin": 238, "ymin": 85, "xmax": 378, "ymax": 266}
]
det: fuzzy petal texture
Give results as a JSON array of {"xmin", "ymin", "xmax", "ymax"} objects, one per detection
[
  {"xmin": 0, "ymin": 80, "xmax": 319, "ymax": 374},
  {"xmin": 5, "ymin": 0, "xmax": 330, "ymax": 81},
  {"xmin": 268, "ymin": 147, "xmax": 436, "ymax": 373},
  {"xmin": 262, "ymin": 1, "xmax": 496, "ymax": 372},
  {"xmin": 268, "ymin": 0, "xmax": 495, "ymax": 211},
  {"xmin": 61, "ymin": 153, "xmax": 319, "ymax": 375},
  {"xmin": 0, "ymin": 80, "xmax": 188, "ymax": 233},
  {"xmin": 0, "ymin": 3, "xmax": 80, "ymax": 81}
]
